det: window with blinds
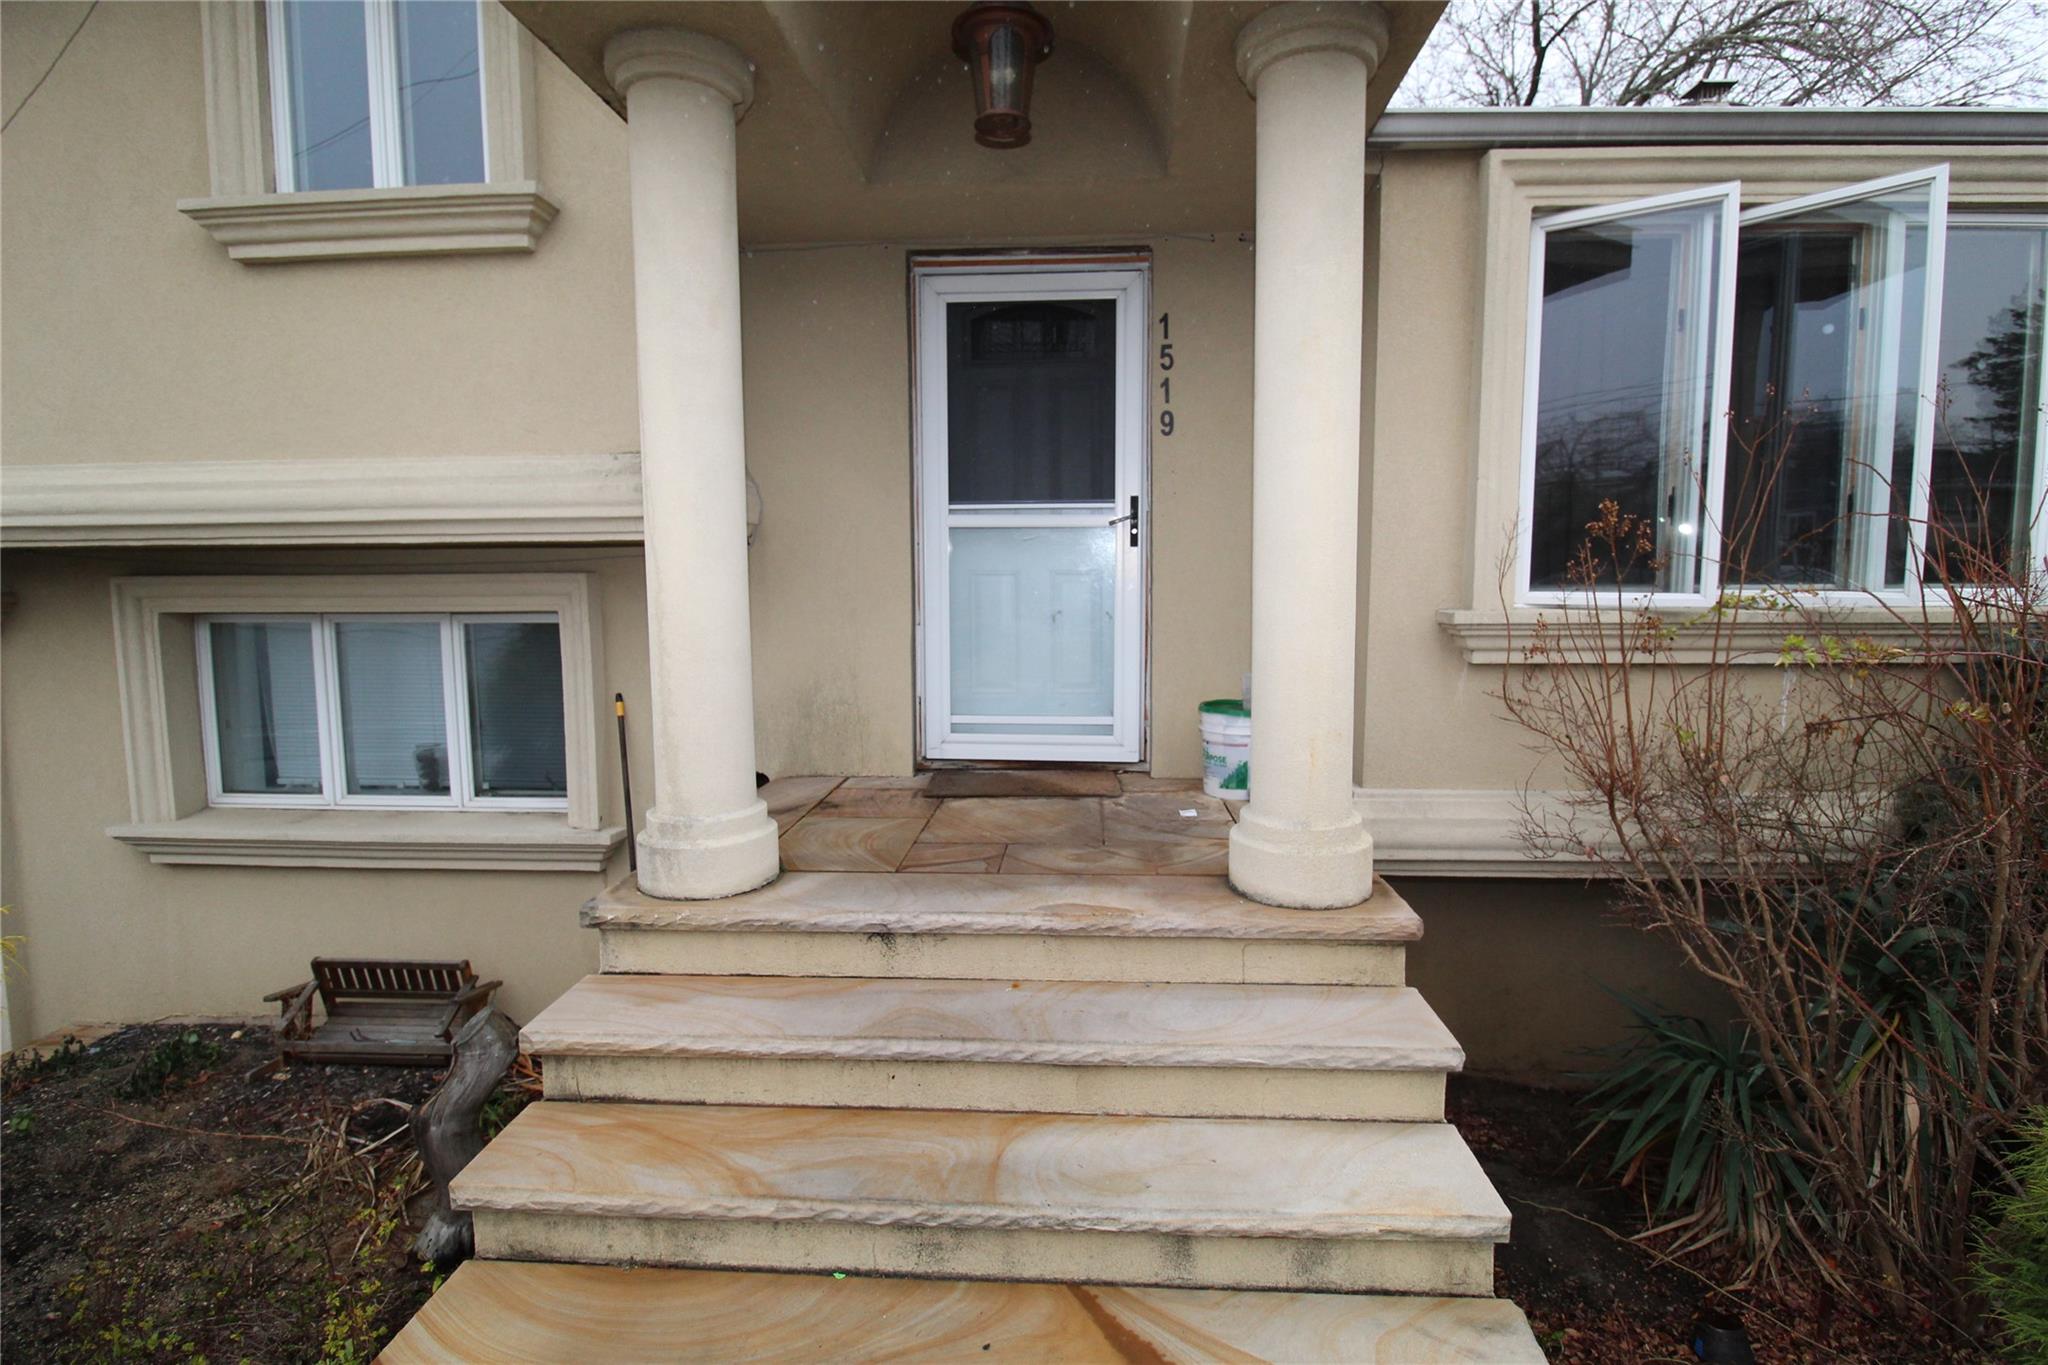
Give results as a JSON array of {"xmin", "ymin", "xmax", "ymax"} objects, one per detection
[{"xmin": 195, "ymin": 612, "xmax": 567, "ymax": 810}]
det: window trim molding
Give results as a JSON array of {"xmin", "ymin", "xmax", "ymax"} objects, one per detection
[
  {"xmin": 110, "ymin": 574, "xmax": 615, "ymax": 868},
  {"xmin": 184, "ymin": 0, "xmax": 553, "ymax": 263},
  {"xmin": 1464, "ymin": 144, "xmax": 2047, "ymax": 617}
]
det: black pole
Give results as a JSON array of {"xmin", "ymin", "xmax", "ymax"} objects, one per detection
[{"xmin": 615, "ymin": 692, "xmax": 637, "ymax": 873}]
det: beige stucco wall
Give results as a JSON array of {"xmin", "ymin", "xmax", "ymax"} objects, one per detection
[
  {"xmin": 737, "ymin": 232, "xmax": 1255, "ymax": 778},
  {"xmin": 1357, "ymin": 149, "xmax": 1540, "ymax": 791},
  {"xmin": 0, "ymin": 547, "xmax": 656, "ymax": 1041},
  {"xmin": 1396, "ymin": 877, "xmax": 1730, "ymax": 1078},
  {"xmin": 0, "ymin": 4, "xmax": 1738, "ymax": 1064},
  {"xmin": 0, "ymin": 1, "xmax": 640, "ymax": 465}
]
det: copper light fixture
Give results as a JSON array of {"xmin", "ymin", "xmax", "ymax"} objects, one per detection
[{"xmin": 951, "ymin": 2, "xmax": 1054, "ymax": 149}]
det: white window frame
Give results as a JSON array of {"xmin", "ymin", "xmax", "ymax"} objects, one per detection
[
  {"xmin": 1519, "ymin": 182, "xmax": 1742, "ymax": 611},
  {"xmin": 193, "ymin": 608, "xmax": 571, "ymax": 814},
  {"xmin": 1516, "ymin": 166, "xmax": 1959, "ymax": 610},
  {"xmin": 181, "ymin": 1, "xmax": 553, "ymax": 263},
  {"xmin": 265, "ymin": 0, "xmax": 488, "ymax": 194}
]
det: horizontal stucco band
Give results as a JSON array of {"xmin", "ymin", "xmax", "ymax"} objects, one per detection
[{"xmin": 1, "ymin": 454, "xmax": 646, "ymax": 546}]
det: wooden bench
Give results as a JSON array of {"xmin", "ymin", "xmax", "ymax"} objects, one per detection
[{"xmin": 265, "ymin": 959, "xmax": 501, "ymax": 1067}]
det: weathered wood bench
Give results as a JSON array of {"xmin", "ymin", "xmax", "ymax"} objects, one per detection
[{"xmin": 265, "ymin": 958, "xmax": 501, "ymax": 1067}]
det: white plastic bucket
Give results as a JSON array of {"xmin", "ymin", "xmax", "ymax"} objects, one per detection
[{"xmin": 1199, "ymin": 699, "xmax": 1251, "ymax": 801}]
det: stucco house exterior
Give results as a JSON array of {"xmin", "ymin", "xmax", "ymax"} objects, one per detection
[{"xmin": 3, "ymin": 0, "xmax": 2044, "ymax": 1355}]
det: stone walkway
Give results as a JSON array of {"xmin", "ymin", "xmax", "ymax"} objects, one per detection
[{"xmin": 762, "ymin": 772, "xmax": 1240, "ymax": 876}]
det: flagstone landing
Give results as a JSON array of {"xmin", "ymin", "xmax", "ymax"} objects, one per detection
[
  {"xmin": 763, "ymin": 773, "xmax": 1241, "ymax": 875},
  {"xmin": 381, "ymin": 1261, "xmax": 1547, "ymax": 1364}
]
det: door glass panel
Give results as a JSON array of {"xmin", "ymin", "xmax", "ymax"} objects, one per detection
[
  {"xmin": 949, "ymin": 526, "xmax": 1115, "ymax": 733},
  {"xmin": 1929, "ymin": 221, "xmax": 2045, "ymax": 579},
  {"xmin": 947, "ymin": 299, "xmax": 1116, "ymax": 503},
  {"xmin": 395, "ymin": 0, "xmax": 485, "ymax": 186},
  {"xmin": 1730, "ymin": 175, "xmax": 1941, "ymax": 589},
  {"xmin": 1530, "ymin": 197, "xmax": 1729, "ymax": 592},
  {"xmin": 334, "ymin": 621, "xmax": 450, "ymax": 797},
  {"xmin": 279, "ymin": 0, "xmax": 375, "ymax": 191},
  {"xmin": 208, "ymin": 621, "xmax": 323, "ymax": 796}
]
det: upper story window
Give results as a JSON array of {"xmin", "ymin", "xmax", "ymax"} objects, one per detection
[
  {"xmin": 268, "ymin": 0, "xmax": 486, "ymax": 193},
  {"xmin": 198, "ymin": 611, "xmax": 567, "ymax": 810},
  {"xmin": 1522, "ymin": 165, "xmax": 2046, "ymax": 605}
]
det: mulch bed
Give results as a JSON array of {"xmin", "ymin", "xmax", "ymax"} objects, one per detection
[
  {"xmin": 0, "ymin": 1023, "xmax": 2003, "ymax": 1362},
  {"xmin": 1451, "ymin": 1075, "xmax": 1998, "ymax": 1363},
  {"xmin": 0, "ymin": 1022, "xmax": 497, "ymax": 1364}
]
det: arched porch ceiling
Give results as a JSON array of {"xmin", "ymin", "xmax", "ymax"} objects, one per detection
[{"xmin": 501, "ymin": 0, "xmax": 1442, "ymax": 244}]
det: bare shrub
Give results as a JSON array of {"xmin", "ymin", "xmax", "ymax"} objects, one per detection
[{"xmin": 1498, "ymin": 414, "xmax": 2047, "ymax": 1321}]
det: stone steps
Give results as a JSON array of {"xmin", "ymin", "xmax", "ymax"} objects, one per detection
[
  {"xmin": 381, "ymin": 1260, "xmax": 1548, "ymax": 1363},
  {"xmin": 585, "ymin": 871, "xmax": 1418, "ymax": 985},
  {"xmin": 523, "ymin": 973, "xmax": 1461, "ymax": 1120},
  {"xmin": 453, "ymin": 1101, "xmax": 1510, "ymax": 1296}
]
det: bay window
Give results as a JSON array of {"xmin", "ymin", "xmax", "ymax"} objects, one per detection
[
  {"xmin": 197, "ymin": 612, "xmax": 567, "ymax": 811},
  {"xmin": 1521, "ymin": 164, "xmax": 2046, "ymax": 605}
]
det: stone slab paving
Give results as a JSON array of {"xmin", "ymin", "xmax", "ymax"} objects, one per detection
[
  {"xmin": 383, "ymin": 1261, "xmax": 1546, "ymax": 1363},
  {"xmin": 522, "ymin": 974, "xmax": 1464, "ymax": 1071},
  {"xmin": 757, "ymin": 773, "xmax": 1244, "ymax": 875},
  {"xmin": 583, "ymin": 871, "xmax": 1424, "ymax": 942},
  {"xmin": 453, "ymin": 1101, "xmax": 1510, "ymax": 1242}
]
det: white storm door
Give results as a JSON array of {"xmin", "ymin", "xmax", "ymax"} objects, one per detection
[{"xmin": 916, "ymin": 266, "xmax": 1148, "ymax": 762}]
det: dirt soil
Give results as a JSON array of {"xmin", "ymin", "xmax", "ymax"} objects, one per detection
[
  {"xmin": 2, "ymin": 1022, "xmax": 466, "ymax": 1364},
  {"xmin": 1452, "ymin": 1075, "xmax": 2000, "ymax": 1363}
]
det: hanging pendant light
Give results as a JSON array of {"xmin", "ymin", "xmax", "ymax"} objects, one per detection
[{"xmin": 951, "ymin": 2, "xmax": 1054, "ymax": 149}]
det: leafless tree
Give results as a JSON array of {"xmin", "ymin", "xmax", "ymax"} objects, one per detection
[{"xmin": 1398, "ymin": 0, "xmax": 2048, "ymax": 108}]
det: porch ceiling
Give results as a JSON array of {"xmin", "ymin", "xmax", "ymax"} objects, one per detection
[{"xmin": 502, "ymin": 0, "xmax": 1443, "ymax": 244}]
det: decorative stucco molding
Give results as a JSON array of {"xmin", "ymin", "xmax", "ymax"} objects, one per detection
[
  {"xmin": 109, "ymin": 808, "xmax": 624, "ymax": 872},
  {"xmin": 108, "ymin": 573, "xmax": 615, "ymax": 868},
  {"xmin": 1235, "ymin": 3, "xmax": 1391, "ymax": 91},
  {"xmin": 1, "ymin": 454, "xmax": 643, "ymax": 547},
  {"xmin": 602, "ymin": 28, "xmax": 756, "ymax": 115},
  {"xmin": 1357, "ymin": 787, "xmax": 1607, "ymax": 878},
  {"xmin": 1436, "ymin": 607, "xmax": 1941, "ymax": 666},
  {"xmin": 189, "ymin": 1, "xmax": 548, "ymax": 262},
  {"xmin": 177, "ymin": 182, "xmax": 559, "ymax": 263}
]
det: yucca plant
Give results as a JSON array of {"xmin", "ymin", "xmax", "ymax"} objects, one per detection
[{"xmin": 1580, "ymin": 994, "xmax": 1818, "ymax": 1270}]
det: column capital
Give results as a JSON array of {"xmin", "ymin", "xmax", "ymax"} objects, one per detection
[
  {"xmin": 1235, "ymin": 3, "xmax": 1390, "ymax": 94},
  {"xmin": 604, "ymin": 28, "xmax": 755, "ymax": 118}
]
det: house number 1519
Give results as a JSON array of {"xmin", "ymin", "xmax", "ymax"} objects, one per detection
[{"xmin": 1156, "ymin": 313, "xmax": 1175, "ymax": 437}]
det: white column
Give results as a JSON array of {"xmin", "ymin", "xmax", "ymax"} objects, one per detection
[
  {"xmin": 1228, "ymin": 4, "xmax": 1387, "ymax": 910},
  {"xmin": 604, "ymin": 29, "xmax": 780, "ymax": 900}
]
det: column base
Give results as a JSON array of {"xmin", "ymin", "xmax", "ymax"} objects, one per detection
[
  {"xmin": 637, "ymin": 799, "xmax": 780, "ymax": 900},
  {"xmin": 1228, "ymin": 806, "xmax": 1375, "ymax": 909}
]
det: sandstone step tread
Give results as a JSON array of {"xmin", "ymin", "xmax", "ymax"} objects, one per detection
[
  {"xmin": 523, "ymin": 974, "xmax": 1464, "ymax": 1071},
  {"xmin": 381, "ymin": 1260, "xmax": 1546, "ymax": 1363},
  {"xmin": 584, "ymin": 872, "xmax": 1422, "ymax": 942},
  {"xmin": 452, "ymin": 1102, "xmax": 1510, "ymax": 1241}
]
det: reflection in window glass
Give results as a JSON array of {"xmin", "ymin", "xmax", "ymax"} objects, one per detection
[
  {"xmin": 1530, "ymin": 201, "xmax": 1726, "ymax": 592},
  {"xmin": 395, "ymin": 0, "xmax": 485, "ymax": 185},
  {"xmin": 1931, "ymin": 222, "xmax": 2046, "ymax": 579},
  {"xmin": 947, "ymin": 299, "xmax": 1117, "ymax": 504},
  {"xmin": 334, "ymin": 621, "xmax": 450, "ymax": 796},
  {"xmin": 464, "ymin": 623, "xmax": 566, "ymax": 799},
  {"xmin": 209, "ymin": 622, "xmax": 323, "ymax": 795},
  {"xmin": 279, "ymin": 0, "xmax": 374, "ymax": 191}
]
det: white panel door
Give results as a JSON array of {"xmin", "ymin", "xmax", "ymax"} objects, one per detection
[{"xmin": 915, "ymin": 264, "xmax": 1148, "ymax": 762}]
